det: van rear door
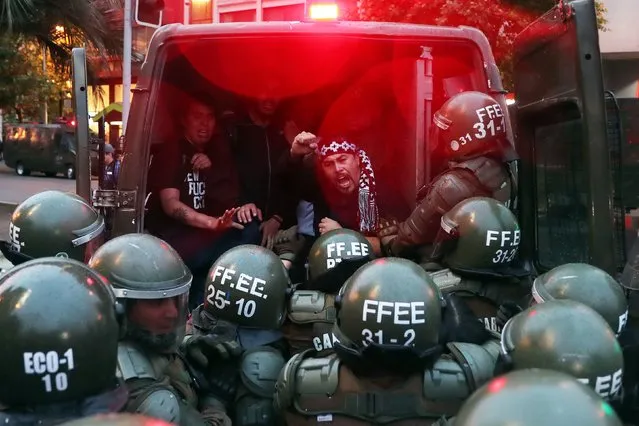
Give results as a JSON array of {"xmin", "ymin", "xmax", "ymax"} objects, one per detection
[{"xmin": 512, "ymin": 0, "xmax": 618, "ymax": 274}]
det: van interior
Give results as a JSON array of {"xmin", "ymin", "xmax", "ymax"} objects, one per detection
[{"xmin": 144, "ymin": 33, "xmax": 489, "ymax": 222}]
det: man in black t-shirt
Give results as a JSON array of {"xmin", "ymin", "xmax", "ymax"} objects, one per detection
[{"xmin": 147, "ymin": 98, "xmax": 261, "ymax": 307}]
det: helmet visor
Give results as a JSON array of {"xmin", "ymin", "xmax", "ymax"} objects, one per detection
[
  {"xmin": 429, "ymin": 223, "xmax": 459, "ymax": 262},
  {"xmin": 125, "ymin": 293, "xmax": 189, "ymax": 352}
]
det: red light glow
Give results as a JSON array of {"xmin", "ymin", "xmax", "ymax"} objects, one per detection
[
  {"xmin": 309, "ymin": 3, "xmax": 339, "ymax": 20},
  {"xmin": 487, "ymin": 376, "xmax": 507, "ymax": 393}
]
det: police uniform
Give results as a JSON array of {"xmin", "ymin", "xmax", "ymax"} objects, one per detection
[
  {"xmin": 182, "ymin": 244, "xmax": 292, "ymax": 426},
  {"xmin": 275, "ymin": 340, "xmax": 500, "ymax": 425},
  {"xmin": 381, "ymin": 91, "xmax": 517, "ymax": 261},
  {"xmin": 282, "ymin": 229, "xmax": 374, "ymax": 355},
  {"xmin": 88, "ymin": 233, "xmax": 232, "ymax": 425},
  {"xmin": 275, "ymin": 258, "xmax": 500, "ymax": 424}
]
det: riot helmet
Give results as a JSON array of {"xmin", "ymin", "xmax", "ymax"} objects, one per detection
[
  {"xmin": 433, "ymin": 197, "xmax": 521, "ymax": 275},
  {"xmin": 432, "ymin": 91, "xmax": 514, "ymax": 162},
  {"xmin": 454, "ymin": 369, "xmax": 623, "ymax": 426},
  {"xmin": 204, "ymin": 244, "xmax": 290, "ymax": 329},
  {"xmin": 60, "ymin": 414, "xmax": 175, "ymax": 426},
  {"xmin": 500, "ymin": 300, "xmax": 624, "ymax": 401},
  {"xmin": 0, "ymin": 257, "xmax": 119, "ymax": 406},
  {"xmin": 532, "ymin": 263, "xmax": 628, "ymax": 335},
  {"xmin": 88, "ymin": 233, "xmax": 192, "ymax": 353},
  {"xmin": 307, "ymin": 228, "xmax": 374, "ymax": 286},
  {"xmin": 333, "ymin": 257, "xmax": 444, "ymax": 370},
  {"xmin": 0, "ymin": 190, "xmax": 104, "ymax": 264}
]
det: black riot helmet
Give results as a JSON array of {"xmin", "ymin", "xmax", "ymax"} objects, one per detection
[
  {"xmin": 0, "ymin": 257, "xmax": 119, "ymax": 406},
  {"xmin": 454, "ymin": 369, "xmax": 623, "ymax": 426},
  {"xmin": 500, "ymin": 300, "xmax": 624, "ymax": 401},
  {"xmin": 204, "ymin": 244, "xmax": 290, "ymax": 329},
  {"xmin": 333, "ymin": 257, "xmax": 444, "ymax": 372},
  {"xmin": 88, "ymin": 233, "xmax": 192, "ymax": 353},
  {"xmin": 307, "ymin": 229, "xmax": 374, "ymax": 281},
  {"xmin": 532, "ymin": 263, "xmax": 628, "ymax": 335},
  {"xmin": 431, "ymin": 91, "xmax": 516, "ymax": 162},
  {"xmin": 432, "ymin": 197, "xmax": 521, "ymax": 276},
  {"xmin": 0, "ymin": 190, "xmax": 105, "ymax": 265}
]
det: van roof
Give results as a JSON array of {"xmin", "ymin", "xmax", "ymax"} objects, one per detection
[
  {"xmin": 148, "ymin": 21, "xmax": 493, "ymax": 51},
  {"xmin": 154, "ymin": 20, "xmax": 487, "ymax": 39}
]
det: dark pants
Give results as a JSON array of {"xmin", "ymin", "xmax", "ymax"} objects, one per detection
[{"xmin": 159, "ymin": 221, "xmax": 261, "ymax": 310}]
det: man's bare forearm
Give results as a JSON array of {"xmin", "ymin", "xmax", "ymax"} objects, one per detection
[
  {"xmin": 164, "ymin": 199, "xmax": 214, "ymax": 229},
  {"xmin": 366, "ymin": 236, "xmax": 382, "ymax": 256}
]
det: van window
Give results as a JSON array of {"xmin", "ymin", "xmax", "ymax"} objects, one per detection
[
  {"xmin": 60, "ymin": 133, "xmax": 76, "ymax": 152},
  {"xmin": 533, "ymin": 105, "xmax": 589, "ymax": 269},
  {"xmin": 143, "ymin": 34, "xmax": 487, "ymax": 231}
]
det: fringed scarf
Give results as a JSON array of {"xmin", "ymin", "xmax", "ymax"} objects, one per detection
[{"xmin": 318, "ymin": 139, "xmax": 379, "ymax": 233}]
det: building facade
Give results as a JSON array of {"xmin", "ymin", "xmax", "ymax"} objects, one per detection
[
  {"xmin": 91, "ymin": 0, "xmax": 308, "ymax": 142},
  {"xmin": 598, "ymin": 0, "xmax": 639, "ymax": 98}
]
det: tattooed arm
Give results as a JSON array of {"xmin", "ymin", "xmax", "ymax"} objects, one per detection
[{"xmin": 159, "ymin": 188, "xmax": 217, "ymax": 229}]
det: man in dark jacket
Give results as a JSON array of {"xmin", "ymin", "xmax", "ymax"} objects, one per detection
[{"xmin": 224, "ymin": 88, "xmax": 299, "ymax": 249}]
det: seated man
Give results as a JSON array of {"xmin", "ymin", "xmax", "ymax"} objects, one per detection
[
  {"xmin": 224, "ymin": 85, "xmax": 297, "ymax": 248},
  {"xmin": 281, "ymin": 134, "xmax": 387, "ymax": 256},
  {"xmin": 147, "ymin": 96, "xmax": 260, "ymax": 308}
]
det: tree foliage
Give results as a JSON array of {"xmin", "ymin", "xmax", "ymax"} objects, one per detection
[
  {"xmin": 0, "ymin": 35, "xmax": 70, "ymax": 121},
  {"xmin": 350, "ymin": 0, "xmax": 608, "ymax": 89},
  {"xmin": 0, "ymin": 0, "xmax": 123, "ymax": 70},
  {"xmin": 0, "ymin": 0, "xmax": 125, "ymax": 122}
]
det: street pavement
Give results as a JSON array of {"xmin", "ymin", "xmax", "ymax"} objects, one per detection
[
  {"xmin": 0, "ymin": 162, "xmax": 80, "ymax": 205},
  {"xmin": 0, "ymin": 162, "xmax": 97, "ymax": 270}
]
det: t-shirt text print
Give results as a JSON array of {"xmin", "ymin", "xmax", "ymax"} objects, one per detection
[{"xmin": 186, "ymin": 170, "xmax": 206, "ymax": 210}]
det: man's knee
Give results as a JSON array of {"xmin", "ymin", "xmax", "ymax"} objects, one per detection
[{"xmin": 239, "ymin": 220, "xmax": 261, "ymax": 244}]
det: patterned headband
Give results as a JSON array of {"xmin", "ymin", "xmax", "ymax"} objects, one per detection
[{"xmin": 319, "ymin": 140, "xmax": 358, "ymax": 158}]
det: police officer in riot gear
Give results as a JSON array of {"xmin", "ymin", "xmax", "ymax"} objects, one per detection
[
  {"xmin": 378, "ymin": 91, "xmax": 516, "ymax": 260},
  {"xmin": 0, "ymin": 190, "xmax": 105, "ymax": 266},
  {"xmin": 183, "ymin": 244, "xmax": 291, "ymax": 426},
  {"xmin": 60, "ymin": 414, "xmax": 175, "ymax": 426},
  {"xmin": 275, "ymin": 257, "xmax": 501, "ymax": 424},
  {"xmin": 428, "ymin": 197, "xmax": 530, "ymax": 333},
  {"xmin": 499, "ymin": 300, "xmax": 624, "ymax": 402},
  {"xmin": 282, "ymin": 229, "xmax": 374, "ymax": 354},
  {"xmin": 531, "ymin": 263, "xmax": 628, "ymax": 335},
  {"xmin": 87, "ymin": 233, "xmax": 231, "ymax": 426},
  {"xmin": 441, "ymin": 369, "xmax": 623, "ymax": 426},
  {"xmin": 0, "ymin": 257, "xmax": 126, "ymax": 424}
]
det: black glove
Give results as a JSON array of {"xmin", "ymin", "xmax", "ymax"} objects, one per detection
[
  {"xmin": 496, "ymin": 302, "xmax": 523, "ymax": 330},
  {"xmin": 377, "ymin": 217, "xmax": 399, "ymax": 255},
  {"xmin": 440, "ymin": 293, "xmax": 490, "ymax": 345},
  {"xmin": 181, "ymin": 335, "xmax": 243, "ymax": 370}
]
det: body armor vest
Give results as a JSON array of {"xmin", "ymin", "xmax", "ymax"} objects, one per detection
[
  {"xmin": 281, "ymin": 290, "xmax": 337, "ymax": 355},
  {"xmin": 116, "ymin": 342, "xmax": 206, "ymax": 426},
  {"xmin": 275, "ymin": 341, "xmax": 500, "ymax": 425}
]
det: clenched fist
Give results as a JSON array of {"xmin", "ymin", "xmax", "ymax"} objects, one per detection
[{"xmin": 291, "ymin": 131, "xmax": 319, "ymax": 158}]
